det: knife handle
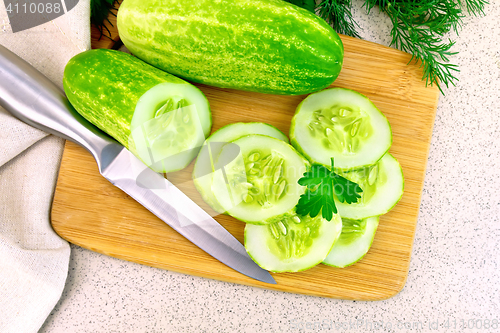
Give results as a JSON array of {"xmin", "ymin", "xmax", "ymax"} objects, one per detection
[{"xmin": 0, "ymin": 44, "xmax": 117, "ymax": 168}]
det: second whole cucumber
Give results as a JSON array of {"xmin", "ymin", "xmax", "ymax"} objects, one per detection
[{"xmin": 117, "ymin": 0, "xmax": 344, "ymax": 95}]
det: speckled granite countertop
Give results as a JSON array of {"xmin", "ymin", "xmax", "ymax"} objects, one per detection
[{"xmin": 40, "ymin": 2, "xmax": 499, "ymax": 332}]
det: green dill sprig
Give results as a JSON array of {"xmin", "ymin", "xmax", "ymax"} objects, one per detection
[
  {"xmin": 90, "ymin": 0, "xmax": 119, "ymax": 40},
  {"xmin": 317, "ymin": 0, "xmax": 362, "ymax": 38},
  {"xmin": 364, "ymin": 0, "xmax": 465, "ymax": 92},
  {"xmin": 285, "ymin": 0, "xmax": 317, "ymax": 13},
  {"xmin": 462, "ymin": 0, "xmax": 488, "ymax": 15},
  {"xmin": 284, "ymin": 0, "xmax": 488, "ymax": 93}
]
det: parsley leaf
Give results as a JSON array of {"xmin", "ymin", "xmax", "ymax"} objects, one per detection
[{"xmin": 295, "ymin": 158, "xmax": 363, "ymax": 221}]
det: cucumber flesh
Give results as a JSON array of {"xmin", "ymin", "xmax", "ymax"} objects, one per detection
[
  {"xmin": 336, "ymin": 153, "xmax": 404, "ymax": 219},
  {"xmin": 193, "ymin": 123, "xmax": 289, "ymax": 213},
  {"xmin": 322, "ymin": 216, "xmax": 379, "ymax": 268},
  {"xmin": 203, "ymin": 122, "xmax": 288, "ymax": 145},
  {"xmin": 131, "ymin": 82, "xmax": 211, "ymax": 173},
  {"xmin": 290, "ymin": 88, "xmax": 392, "ymax": 170},
  {"xmin": 245, "ymin": 211, "xmax": 342, "ymax": 272},
  {"xmin": 212, "ymin": 135, "xmax": 309, "ymax": 223}
]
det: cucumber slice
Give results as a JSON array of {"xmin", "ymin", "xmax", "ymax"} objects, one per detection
[
  {"xmin": 336, "ymin": 153, "xmax": 404, "ymax": 219},
  {"xmin": 212, "ymin": 135, "xmax": 309, "ymax": 223},
  {"xmin": 193, "ymin": 123, "xmax": 289, "ymax": 213},
  {"xmin": 290, "ymin": 88, "xmax": 392, "ymax": 170},
  {"xmin": 203, "ymin": 122, "xmax": 288, "ymax": 145},
  {"xmin": 130, "ymin": 82, "xmax": 211, "ymax": 173},
  {"xmin": 245, "ymin": 211, "xmax": 342, "ymax": 272},
  {"xmin": 322, "ymin": 216, "xmax": 379, "ymax": 268}
]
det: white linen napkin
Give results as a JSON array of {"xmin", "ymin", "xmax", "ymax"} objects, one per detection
[{"xmin": 0, "ymin": 1, "xmax": 90, "ymax": 332}]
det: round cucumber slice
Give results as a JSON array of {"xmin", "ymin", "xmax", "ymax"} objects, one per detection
[
  {"xmin": 212, "ymin": 134, "xmax": 309, "ymax": 223},
  {"xmin": 130, "ymin": 82, "xmax": 211, "ymax": 173},
  {"xmin": 193, "ymin": 123, "xmax": 289, "ymax": 213},
  {"xmin": 290, "ymin": 87, "xmax": 392, "ymax": 170},
  {"xmin": 323, "ymin": 216, "xmax": 379, "ymax": 268},
  {"xmin": 245, "ymin": 211, "xmax": 342, "ymax": 272},
  {"xmin": 203, "ymin": 122, "xmax": 288, "ymax": 145},
  {"xmin": 336, "ymin": 153, "xmax": 404, "ymax": 219}
]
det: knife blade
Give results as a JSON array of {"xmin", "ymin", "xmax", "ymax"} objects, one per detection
[{"xmin": 0, "ymin": 44, "xmax": 276, "ymax": 284}]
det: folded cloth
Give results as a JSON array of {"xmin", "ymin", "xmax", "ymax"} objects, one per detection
[{"xmin": 0, "ymin": 2, "xmax": 90, "ymax": 332}]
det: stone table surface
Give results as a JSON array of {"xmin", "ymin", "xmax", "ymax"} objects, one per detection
[{"xmin": 40, "ymin": 1, "xmax": 499, "ymax": 332}]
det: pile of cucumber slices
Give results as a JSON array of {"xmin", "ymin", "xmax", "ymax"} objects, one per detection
[
  {"xmin": 193, "ymin": 87, "xmax": 404, "ymax": 272},
  {"xmin": 62, "ymin": 50, "xmax": 403, "ymax": 273}
]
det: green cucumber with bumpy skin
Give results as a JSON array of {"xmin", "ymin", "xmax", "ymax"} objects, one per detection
[
  {"xmin": 63, "ymin": 49, "xmax": 211, "ymax": 173},
  {"xmin": 117, "ymin": 0, "xmax": 344, "ymax": 95},
  {"xmin": 193, "ymin": 122, "xmax": 289, "ymax": 213}
]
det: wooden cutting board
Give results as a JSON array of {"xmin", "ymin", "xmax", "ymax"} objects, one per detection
[{"xmin": 51, "ymin": 15, "xmax": 439, "ymax": 300}]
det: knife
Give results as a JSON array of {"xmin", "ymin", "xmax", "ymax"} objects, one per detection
[{"xmin": 0, "ymin": 44, "xmax": 276, "ymax": 285}]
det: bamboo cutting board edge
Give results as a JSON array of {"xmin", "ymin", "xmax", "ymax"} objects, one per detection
[{"xmin": 51, "ymin": 23, "xmax": 440, "ymax": 300}]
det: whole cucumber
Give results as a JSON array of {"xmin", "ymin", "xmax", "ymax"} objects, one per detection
[{"xmin": 117, "ymin": 0, "xmax": 344, "ymax": 95}]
